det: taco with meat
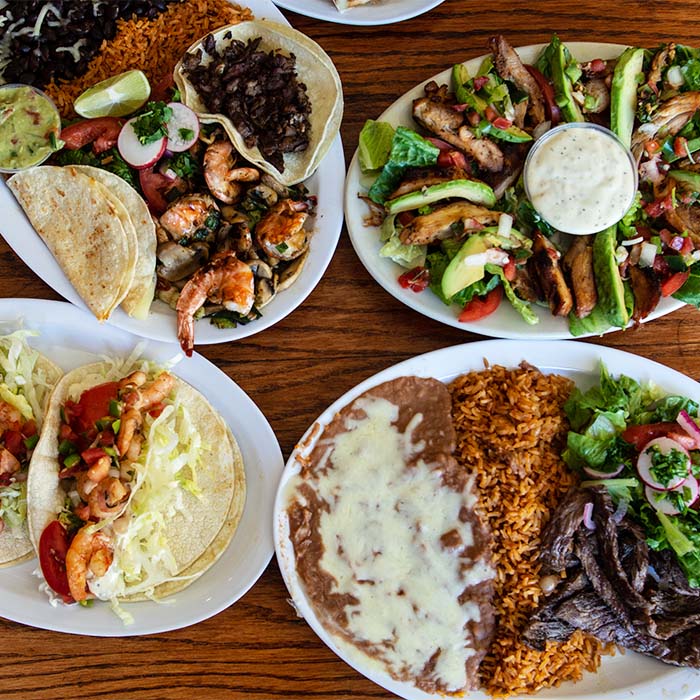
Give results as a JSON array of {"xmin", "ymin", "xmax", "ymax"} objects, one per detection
[
  {"xmin": 27, "ymin": 358, "xmax": 245, "ymax": 606},
  {"xmin": 0, "ymin": 332, "xmax": 62, "ymax": 568},
  {"xmin": 173, "ymin": 19, "xmax": 343, "ymax": 185}
]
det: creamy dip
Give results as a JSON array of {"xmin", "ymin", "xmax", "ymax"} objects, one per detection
[
  {"xmin": 0, "ymin": 85, "xmax": 61, "ymax": 172},
  {"xmin": 524, "ymin": 123, "xmax": 637, "ymax": 235}
]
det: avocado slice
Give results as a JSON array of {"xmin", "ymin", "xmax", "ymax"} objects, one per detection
[
  {"xmin": 478, "ymin": 119, "xmax": 532, "ymax": 143},
  {"xmin": 610, "ymin": 47, "xmax": 645, "ymax": 148},
  {"xmin": 592, "ymin": 225, "xmax": 630, "ymax": 328},
  {"xmin": 385, "ymin": 179, "xmax": 497, "ymax": 215},
  {"xmin": 441, "ymin": 235, "xmax": 490, "ymax": 299},
  {"xmin": 669, "ymin": 169, "xmax": 700, "ymax": 192},
  {"xmin": 551, "ymin": 40, "xmax": 584, "ymax": 123}
]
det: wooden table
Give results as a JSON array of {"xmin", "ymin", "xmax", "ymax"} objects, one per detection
[{"xmin": 2, "ymin": 0, "xmax": 700, "ymax": 698}]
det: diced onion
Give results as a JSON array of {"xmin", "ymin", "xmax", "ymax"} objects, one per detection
[
  {"xmin": 622, "ymin": 236, "xmax": 644, "ymax": 246},
  {"xmin": 615, "ymin": 245, "xmax": 629, "ymax": 265},
  {"xmin": 639, "ymin": 241, "xmax": 658, "ymax": 268},
  {"xmin": 532, "ymin": 120, "xmax": 552, "ymax": 140},
  {"xmin": 497, "ymin": 213, "xmax": 513, "ymax": 237},
  {"xmin": 676, "ymin": 409, "xmax": 700, "ymax": 448},
  {"xmin": 582, "ymin": 502, "xmax": 596, "ymax": 530},
  {"xmin": 667, "ymin": 65, "xmax": 685, "ymax": 88}
]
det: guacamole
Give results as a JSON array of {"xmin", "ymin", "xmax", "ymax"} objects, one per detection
[{"xmin": 0, "ymin": 85, "xmax": 62, "ymax": 172}]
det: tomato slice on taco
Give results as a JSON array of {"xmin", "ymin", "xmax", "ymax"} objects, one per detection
[{"xmin": 27, "ymin": 360, "xmax": 245, "ymax": 605}]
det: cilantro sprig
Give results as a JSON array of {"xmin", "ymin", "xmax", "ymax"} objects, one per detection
[{"xmin": 132, "ymin": 101, "xmax": 173, "ymax": 145}]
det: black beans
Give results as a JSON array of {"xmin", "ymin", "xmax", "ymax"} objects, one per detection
[{"xmin": 0, "ymin": 1, "xmax": 180, "ymax": 88}]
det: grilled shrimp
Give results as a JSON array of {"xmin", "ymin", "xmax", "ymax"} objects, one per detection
[
  {"xmin": 255, "ymin": 199, "xmax": 309, "ymax": 261},
  {"xmin": 116, "ymin": 408, "xmax": 143, "ymax": 458},
  {"xmin": 0, "ymin": 400, "xmax": 21, "ymax": 434},
  {"xmin": 88, "ymin": 476, "xmax": 129, "ymax": 520},
  {"xmin": 122, "ymin": 373, "xmax": 176, "ymax": 412},
  {"xmin": 176, "ymin": 251, "xmax": 254, "ymax": 356},
  {"xmin": 159, "ymin": 194, "xmax": 220, "ymax": 240},
  {"xmin": 204, "ymin": 140, "xmax": 260, "ymax": 204},
  {"xmin": 0, "ymin": 448, "xmax": 19, "ymax": 477},
  {"xmin": 65, "ymin": 526, "xmax": 114, "ymax": 602}
]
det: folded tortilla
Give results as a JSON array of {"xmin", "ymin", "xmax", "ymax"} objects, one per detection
[
  {"xmin": 0, "ymin": 339, "xmax": 62, "ymax": 568},
  {"xmin": 174, "ymin": 19, "xmax": 343, "ymax": 185},
  {"xmin": 27, "ymin": 361, "xmax": 246, "ymax": 600},
  {"xmin": 8, "ymin": 166, "xmax": 138, "ymax": 322},
  {"xmin": 332, "ymin": 0, "xmax": 373, "ymax": 10}
]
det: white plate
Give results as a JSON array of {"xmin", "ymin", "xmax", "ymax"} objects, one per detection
[
  {"xmin": 274, "ymin": 338, "xmax": 700, "ymax": 700},
  {"xmin": 344, "ymin": 42, "xmax": 686, "ymax": 340},
  {"xmin": 0, "ymin": 298, "xmax": 283, "ymax": 637},
  {"xmin": 0, "ymin": 0, "xmax": 344, "ymax": 350},
  {"xmin": 273, "ymin": 0, "xmax": 445, "ymax": 26}
]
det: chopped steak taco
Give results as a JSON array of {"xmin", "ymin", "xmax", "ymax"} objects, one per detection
[
  {"xmin": 27, "ymin": 359, "xmax": 245, "ymax": 605},
  {"xmin": 174, "ymin": 19, "xmax": 343, "ymax": 185},
  {"xmin": 0, "ymin": 332, "xmax": 62, "ymax": 568}
]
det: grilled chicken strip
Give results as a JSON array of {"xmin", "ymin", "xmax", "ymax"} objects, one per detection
[
  {"xmin": 399, "ymin": 202, "xmax": 500, "ymax": 246},
  {"xmin": 665, "ymin": 203, "xmax": 700, "ymax": 248},
  {"xmin": 632, "ymin": 92, "xmax": 700, "ymax": 160},
  {"xmin": 413, "ymin": 97, "xmax": 505, "ymax": 172},
  {"xmin": 489, "ymin": 34, "xmax": 545, "ymax": 125},
  {"xmin": 629, "ymin": 264, "xmax": 661, "ymax": 322},
  {"xmin": 529, "ymin": 230, "xmax": 574, "ymax": 316},
  {"xmin": 562, "ymin": 235, "xmax": 598, "ymax": 318}
]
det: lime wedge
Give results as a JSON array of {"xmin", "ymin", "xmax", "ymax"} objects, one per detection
[{"xmin": 74, "ymin": 70, "xmax": 151, "ymax": 118}]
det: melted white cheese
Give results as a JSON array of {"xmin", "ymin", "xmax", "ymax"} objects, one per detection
[
  {"xmin": 524, "ymin": 124, "xmax": 637, "ymax": 235},
  {"xmin": 307, "ymin": 396, "xmax": 492, "ymax": 691}
]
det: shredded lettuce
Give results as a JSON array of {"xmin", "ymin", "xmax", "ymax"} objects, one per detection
[{"xmin": 379, "ymin": 231, "xmax": 427, "ymax": 268}]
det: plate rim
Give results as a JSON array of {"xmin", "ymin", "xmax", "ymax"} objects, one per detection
[
  {"xmin": 273, "ymin": 337, "xmax": 700, "ymax": 700},
  {"xmin": 0, "ymin": 297, "xmax": 284, "ymax": 637},
  {"xmin": 343, "ymin": 41, "xmax": 686, "ymax": 341}
]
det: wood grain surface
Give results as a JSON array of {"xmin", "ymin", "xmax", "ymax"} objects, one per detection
[{"xmin": 2, "ymin": 1, "xmax": 700, "ymax": 698}]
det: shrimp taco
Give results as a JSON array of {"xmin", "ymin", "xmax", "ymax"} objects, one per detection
[
  {"xmin": 27, "ymin": 359, "xmax": 245, "ymax": 605},
  {"xmin": 173, "ymin": 19, "xmax": 343, "ymax": 185},
  {"xmin": 0, "ymin": 332, "xmax": 62, "ymax": 568}
]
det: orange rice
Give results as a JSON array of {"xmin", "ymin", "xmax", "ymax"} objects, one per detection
[
  {"xmin": 45, "ymin": 0, "xmax": 253, "ymax": 118},
  {"xmin": 449, "ymin": 362, "xmax": 612, "ymax": 697}
]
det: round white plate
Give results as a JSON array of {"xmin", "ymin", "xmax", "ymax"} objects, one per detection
[
  {"xmin": 344, "ymin": 42, "xmax": 686, "ymax": 340},
  {"xmin": 0, "ymin": 298, "xmax": 283, "ymax": 637},
  {"xmin": 0, "ymin": 0, "xmax": 344, "ymax": 350},
  {"xmin": 273, "ymin": 0, "xmax": 445, "ymax": 26},
  {"xmin": 274, "ymin": 338, "xmax": 700, "ymax": 700}
]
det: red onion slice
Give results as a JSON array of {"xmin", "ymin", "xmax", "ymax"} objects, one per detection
[
  {"xmin": 582, "ymin": 502, "xmax": 596, "ymax": 530},
  {"xmin": 584, "ymin": 463, "xmax": 624, "ymax": 479}
]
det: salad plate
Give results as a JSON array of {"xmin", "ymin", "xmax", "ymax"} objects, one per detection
[
  {"xmin": 274, "ymin": 338, "xmax": 700, "ymax": 699},
  {"xmin": 0, "ymin": 298, "xmax": 283, "ymax": 636},
  {"xmin": 0, "ymin": 0, "xmax": 345, "ymax": 348},
  {"xmin": 273, "ymin": 0, "xmax": 446, "ymax": 26},
  {"xmin": 344, "ymin": 42, "xmax": 687, "ymax": 340}
]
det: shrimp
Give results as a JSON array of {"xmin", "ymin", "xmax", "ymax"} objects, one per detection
[
  {"xmin": 86, "ymin": 455, "xmax": 111, "ymax": 483},
  {"xmin": 255, "ymin": 199, "xmax": 309, "ymax": 261},
  {"xmin": 0, "ymin": 400, "xmax": 21, "ymax": 434},
  {"xmin": 88, "ymin": 476, "xmax": 129, "ymax": 520},
  {"xmin": 176, "ymin": 251, "xmax": 254, "ymax": 356},
  {"xmin": 159, "ymin": 194, "xmax": 220, "ymax": 241},
  {"xmin": 0, "ymin": 448, "xmax": 19, "ymax": 477},
  {"xmin": 119, "ymin": 370, "xmax": 147, "ymax": 392},
  {"xmin": 116, "ymin": 408, "xmax": 143, "ymax": 457},
  {"xmin": 65, "ymin": 525, "xmax": 113, "ymax": 602},
  {"xmin": 123, "ymin": 373, "xmax": 176, "ymax": 412},
  {"xmin": 203, "ymin": 140, "xmax": 260, "ymax": 204}
]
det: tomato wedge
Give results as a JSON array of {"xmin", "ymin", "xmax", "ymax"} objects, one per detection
[
  {"xmin": 622, "ymin": 422, "xmax": 697, "ymax": 451},
  {"xmin": 38, "ymin": 521, "xmax": 73, "ymax": 601},
  {"xmin": 458, "ymin": 286, "xmax": 503, "ymax": 322},
  {"xmin": 661, "ymin": 270, "xmax": 690, "ymax": 297}
]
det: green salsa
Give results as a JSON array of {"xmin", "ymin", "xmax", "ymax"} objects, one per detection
[{"xmin": 0, "ymin": 85, "xmax": 62, "ymax": 171}]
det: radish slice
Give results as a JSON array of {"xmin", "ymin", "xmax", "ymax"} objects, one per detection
[
  {"xmin": 117, "ymin": 117, "xmax": 166, "ymax": 169},
  {"xmin": 637, "ymin": 436, "xmax": 690, "ymax": 491},
  {"xmin": 646, "ymin": 476, "xmax": 699, "ymax": 515},
  {"xmin": 584, "ymin": 463, "xmax": 624, "ymax": 479},
  {"xmin": 165, "ymin": 102, "xmax": 199, "ymax": 152},
  {"xmin": 676, "ymin": 409, "xmax": 700, "ymax": 448}
]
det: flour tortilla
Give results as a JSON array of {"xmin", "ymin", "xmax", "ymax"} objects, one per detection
[
  {"xmin": 8, "ymin": 166, "xmax": 138, "ymax": 322},
  {"xmin": 0, "ymin": 349, "xmax": 62, "ymax": 568},
  {"xmin": 27, "ymin": 362, "xmax": 246, "ymax": 600},
  {"xmin": 70, "ymin": 166, "xmax": 157, "ymax": 320},
  {"xmin": 174, "ymin": 19, "xmax": 343, "ymax": 185}
]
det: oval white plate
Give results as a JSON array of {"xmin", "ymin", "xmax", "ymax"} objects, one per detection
[
  {"xmin": 273, "ymin": 0, "xmax": 445, "ymax": 26},
  {"xmin": 0, "ymin": 298, "xmax": 283, "ymax": 637},
  {"xmin": 274, "ymin": 338, "xmax": 700, "ymax": 699},
  {"xmin": 0, "ymin": 0, "xmax": 344, "ymax": 350},
  {"xmin": 344, "ymin": 42, "xmax": 685, "ymax": 340}
]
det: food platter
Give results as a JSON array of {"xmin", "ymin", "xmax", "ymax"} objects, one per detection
[
  {"xmin": 272, "ymin": 0, "xmax": 446, "ymax": 26},
  {"xmin": 274, "ymin": 338, "xmax": 700, "ymax": 699},
  {"xmin": 0, "ymin": 298, "xmax": 283, "ymax": 637},
  {"xmin": 343, "ymin": 42, "xmax": 686, "ymax": 340},
  {"xmin": 0, "ymin": 0, "xmax": 345, "ymax": 349}
]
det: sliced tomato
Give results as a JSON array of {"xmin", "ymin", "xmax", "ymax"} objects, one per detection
[
  {"xmin": 21, "ymin": 419, "xmax": 37, "ymax": 437},
  {"xmin": 398, "ymin": 266, "xmax": 430, "ymax": 293},
  {"xmin": 3, "ymin": 429, "xmax": 24, "ymax": 457},
  {"xmin": 437, "ymin": 149, "xmax": 468, "ymax": 169},
  {"xmin": 38, "ymin": 521, "xmax": 73, "ymax": 601},
  {"xmin": 503, "ymin": 256, "xmax": 516, "ymax": 282},
  {"xmin": 58, "ymin": 422, "xmax": 79, "ymax": 442},
  {"xmin": 473, "ymin": 75, "xmax": 489, "ymax": 91},
  {"xmin": 74, "ymin": 381, "xmax": 119, "ymax": 433},
  {"xmin": 81, "ymin": 446, "xmax": 108, "ymax": 465},
  {"xmin": 674, "ymin": 136, "xmax": 688, "ymax": 158},
  {"xmin": 139, "ymin": 167, "xmax": 174, "ymax": 216},
  {"xmin": 525, "ymin": 64, "xmax": 561, "ymax": 124},
  {"xmin": 484, "ymin": 105, "xmax": 499, "ymax": 122},
  {"xmin": 458, "ymin": 286, "xmax": 503, "ymax": 322},
  {"xmin": 148, "ymin": 403, "xmax": 166, "ymax": 419},
  {"xmin": 622, "ymin": 422, "xmax": 697, "ymax": 451},
  {"xmin": 492, "ymin": 116, "xmax": 512, "ymax": 129},
  {"xmin": 661, "ymin": 270, "xmax": 690, "ymax": 297},
  {"xmin": 61, "ymin": 117, "xmax": 123, "ymax": 154}
]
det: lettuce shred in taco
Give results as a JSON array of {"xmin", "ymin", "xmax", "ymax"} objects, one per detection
[
  {"xmin": 27, "ymin": 358, "xmax": 245, "ymax": 611},
  {"xmin": 0, "ymin": 331, "xmax": 62, "ymax": 567}
]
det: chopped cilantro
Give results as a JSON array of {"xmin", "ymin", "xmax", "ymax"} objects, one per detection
[
  {"xmin": 168, "ymin": 151, "xmax": 200, "ymax": 180},
  {"xmin": 132, "ymin": 101, "xmax": 173, "ymax": 145},
  {"xmin": 647, "ymin": 444, "xmax": 690, "ymax": 487},
  {"xmin": 275, "ymin": 242, "xmax": 289, "ymax": 254},
  {"xmin": 178, "ymin": 127, "xmax": 194, "ymax": 142}
]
